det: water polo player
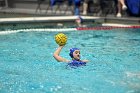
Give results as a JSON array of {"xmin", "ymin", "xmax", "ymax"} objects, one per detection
[{"xmin": 53, "ymin": 45, "xmax": 89, "ymax": 67}]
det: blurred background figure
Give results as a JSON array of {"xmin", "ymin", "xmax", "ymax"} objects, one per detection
[
  {"xmin": 74, "ymin": 0, "xmax": 83, "ymax": 27},
  {"xmin": 75, "ymin": 16, "xmax": 83, "ymax": 27},
  {"xmin": 116, "ymin": 0, "xmax": 127, "ymax": 17},
  {"xmin": 82, "ymin": 0, "xmax": 89, "ymax": 15},
  {"xmin": 126, "ymin": 0, "xmax": 140, "ymax": 16},
  {"xmin": 74, "ymin": 0, "xmax": 81, "ymax": 15}
]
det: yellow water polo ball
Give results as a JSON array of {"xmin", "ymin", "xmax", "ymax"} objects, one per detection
[{"xmin": 55, "ymin": 33, "xmax": 67, "ymax": 46}]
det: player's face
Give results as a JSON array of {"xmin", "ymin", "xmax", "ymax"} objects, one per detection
[{"xmin": 73, "ymin": 50, "xmax": 80, "ymax": 60}]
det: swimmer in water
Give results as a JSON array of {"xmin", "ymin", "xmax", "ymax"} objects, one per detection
[
  {"xmin": 75, "ymin": 16, "xmax": 83, "ymax": 27},
  {"xmin": 53, "ymin": 45, "xmax": 89, "ymax": 67}
]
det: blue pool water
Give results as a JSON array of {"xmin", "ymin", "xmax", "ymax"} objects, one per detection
[{"xmin": 0, "ymin": 28, "xmax": 140, "ymax": 93}]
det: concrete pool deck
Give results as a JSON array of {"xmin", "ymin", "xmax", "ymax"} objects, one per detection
[
  {"xmin": 0, "ymin": 16, "xmax": 101, "ymax": 23},
  {"xmin": 0, "ymin": 15, "xmax": 139, "ymax": 26}
]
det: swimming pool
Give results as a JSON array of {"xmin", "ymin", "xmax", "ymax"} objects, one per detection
[{"xmin": 0, "ymin": 28, "xmax": 140, "ymax": 93}]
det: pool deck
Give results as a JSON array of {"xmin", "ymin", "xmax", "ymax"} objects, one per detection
[{"xmin": 0, "ymin": 8, "xmax": 140, "ymax": 26}]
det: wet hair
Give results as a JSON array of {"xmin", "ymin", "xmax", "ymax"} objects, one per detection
[{"xmin": 69, "ymin": 48, "xmax": 80, "ymax": 58}]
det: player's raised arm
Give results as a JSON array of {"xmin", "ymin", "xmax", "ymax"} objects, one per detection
[
  {"xmin": 53, "ymin": 33, "xmax": 69, "ymax": 62},
  {"xmin": 53, "ymin": 45, "xmax": 69, "ymax": 62}
]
